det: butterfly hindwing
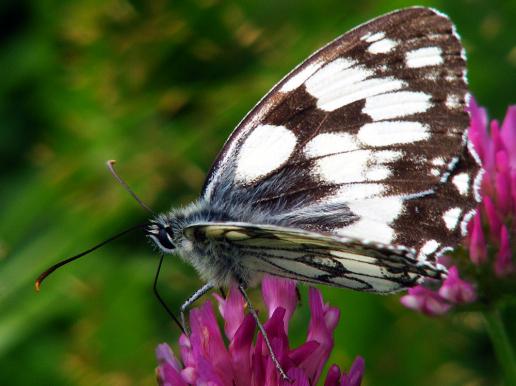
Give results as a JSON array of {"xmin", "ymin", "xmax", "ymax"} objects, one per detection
[
  {"xmin": 184, "ymin": 222, "xmax": 445, "ymax": 293},
  {"xmin": 199, "ymin": 7, "xmax": 481, "ymax": 265}
]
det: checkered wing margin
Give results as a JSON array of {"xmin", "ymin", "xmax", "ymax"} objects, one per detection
[{"xmin": 200, "ymin": 7, "xmax": 482, "ymax": 265}]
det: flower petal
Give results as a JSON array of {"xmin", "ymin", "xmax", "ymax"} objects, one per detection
[
  {"xmin": 469, "ymin": 212, "xmax": 487, "ymax": 265},
  {"xmin": 297, "ymin": 288, "xmax": 340, "ymax": 384},
  {"xmin": 189, "ymin": 301, "xmax": 234, "ymax": 384},
  {"xmin": 324, "ymin": 364, "xmax": 341, "ymax": 386},
  {"xmin": 253, "ymin": 307, "xmax": 290, "ymax": 386},
  {"xmin": 483, "ymin": 197, "xmax": 502, "ymax": 244},
  {"xmin": 156, "ymin": 343, "xmax": 182, "ymax": 372},
  {"xmin": 495, "ymin": 225, "xmax": 513, "ymax": 276},
  {"xmin": 179, "ymin": 334, "xmax": 194, "ymax": 370},
  {"xmin": 490, "ymin": 120, "xmax": 506, "ymax": 157},
  {"xmin": 155, "ymin": 344, "xmax": 188, "ymax": 386},
  {"xmin": 511, "ymin": 171, "xmax": 516, "ymax": 221},
  {"xmin": 468, "ymin": 98, "xmax": 490, "ymax": 162},
  {"xmin": 400, "ymin": 286, "xmax": 451, "ymax": 316},
  {"xmin": 195, "ymin": 355, "xmax": 226, "ymax": 386},
  {"xmin": 214, "ymin": 285, "xmax": 246, "ymax": 340},
  {"xmin": 262, "ymin": 275, "xmax": 298, "ymax": 333},
  {"xmin": 438, "ymin": 266, "xmax": 477, "ymax": 304},
  {"xmin": 500, "ymin": 106, "xmax": 516, "ymax": 167},
  {"xmin": 290, "ymin": 341, "xmax": 320, "ymax": 366},
  {"xmin": 180, "ymin": 367, "xmax": 196, "ymax": 384},
  {"xmin": 229, "ymin": 313, "xmax": 256, "ymax": 386},
  {"xmin": 341, "ymin": 356, "xmax": 365, "ymax": 386},
  {"xmin": 266, "ymin": 334, "xmax": 291, "ymax": 386},
  {"xmin": 283, "ymin": 368, "xmax": 310, "ymax": 386},
  {"xmin": 495, "ymin": 153, "xmax": 511, "ymax": 213}
]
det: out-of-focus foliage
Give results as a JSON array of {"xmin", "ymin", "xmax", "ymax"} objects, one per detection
[{"xmin": 0, "ymin": 1, "xmax": 514, "ymax": 385}]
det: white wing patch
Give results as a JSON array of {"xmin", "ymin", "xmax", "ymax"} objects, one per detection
[
  {"xmin": 357, "ymin": 121, "xmax": 430, "ymax": 146},
  {"xmin": 332, "ymin": 183, "xmax": 385, "ymax": 201},
  {"xmin": 367, "ymin": 38, "xmax": 398, "ymax": 54},
  {"xmin": 405, "ymin": 46, "xmax": 444, "ymax": 68},
  {"xmin": 280, "ymin": 61, "xmax": 324, "ymax": 92},
  {"xmin": 313, "ymin": 149, "xmax": 402, "ymax": 184},
  {"xmin": 446, "ymin": 94, "xmax": 462, "ymax": 110},
  {"xmin": 304, "ymin": 132, "xmax": 359, "ymax": 158},
  {"xmin": 236, "ymin": 124, "xmax": 296, "ymax": 183},
  {"xmin": 305, "ymin": 58, "xmax": 406, "ymax": 111},
  {"xmin": 443, "ymin": 207, "xmax": 462, "ymax": 230},
  {"xmin": 336, "ymin": 196, "xmax": 404, "ymax": 243},
  {"xmin": 362, "ymin": 91, "xmax": 432, "ymax": 120},
  {"xmin": 452, "ymin": 172, "xmax": 470, "ymax": 196},
  {"xmin": 362, "ymin": 31, "xmax": 385, "ymax": 42},
  {"xmin": 417, "ymin": 239, "xmax": 440, "ymax": 260},
  {"xmin": 431, "ymin": 157, "xmax": 446, "ymax": 166}
]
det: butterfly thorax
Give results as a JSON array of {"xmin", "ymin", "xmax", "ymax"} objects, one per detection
[{"xmin": 147, "ymin": 199, "xmax": 283, "ymax": 287}]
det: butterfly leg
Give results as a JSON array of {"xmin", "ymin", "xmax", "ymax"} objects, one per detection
[
  {"xmin": 153, "ymin": 253, "xmax": 186, "ymax": 334},
  {"xmin": 180, "ymin": 282, "xmax": 214, "ymax": 334},
  {"xmin": 238, "ymin": 285, "xmax": 290, "ymax": 381}
]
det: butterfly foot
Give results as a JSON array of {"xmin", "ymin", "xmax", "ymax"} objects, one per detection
[{"xmin": 279, "ymin": 369, "xmax": 292, "ymax": 383}]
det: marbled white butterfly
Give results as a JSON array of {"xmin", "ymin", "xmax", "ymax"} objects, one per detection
[
  {"xmin": 37, "ymin": 7, "xmax": 482, "ymax": 380},
  {"xmin": 148, "ymin": 6, "xmax": 481, "ymax": 294}
]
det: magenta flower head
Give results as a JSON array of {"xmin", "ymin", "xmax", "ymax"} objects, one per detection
[
  {"xmin": 468, "ymin": 99, "xmax": 516, "ymax": 276},
  {"xmin": 401, "ymin": 98, "xmax": 516, "ymax": 316},
  {"xmin": 155, "ymin": 275, "xmax": 364, "ymax": 386}
]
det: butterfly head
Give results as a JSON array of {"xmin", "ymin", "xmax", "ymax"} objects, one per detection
[{"xmin": 146, "ymin": 219, "xmax": 176, "ymax": 253}]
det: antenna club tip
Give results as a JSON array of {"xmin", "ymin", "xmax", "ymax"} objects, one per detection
[{"xmin": 34, "ymin": 281, "xmax": 41, "ymax": 292}]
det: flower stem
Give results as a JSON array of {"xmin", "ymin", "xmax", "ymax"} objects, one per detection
[{"xmin": 483, "ymin": 308, "xmax": 516, "ymax": 385}]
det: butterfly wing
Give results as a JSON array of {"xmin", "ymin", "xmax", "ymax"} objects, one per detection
[
  {"xmin": 183, "ymin": 222, "xmax": 445, "ymax": 293},
  {"xmin": 201, "ymin": 7, "xmax": 481, "ymax": 264}
]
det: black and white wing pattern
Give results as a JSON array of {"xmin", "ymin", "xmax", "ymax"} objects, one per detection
[
  {"xmin": 198, "ymin": 7, "xmax": 482, "ymax": 285},
  {"xmin": 183, "ymin": 222, "xmax": 444, "ymax": 293}
]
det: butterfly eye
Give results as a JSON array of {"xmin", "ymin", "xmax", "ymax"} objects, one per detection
[{"xmin": 158, "ymin": 227, "xmax": 175, "ymax": 250}]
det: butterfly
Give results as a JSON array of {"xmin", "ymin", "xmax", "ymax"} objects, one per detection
[
  {"xmin": 147, "ymin": 6, "xmax": 480, "ymax": 294},
  {"xmin": 145, "ymin": 7, "xmax": 482, "ymax": 377},
  {"xmin": 37, "ymin": 6, "xmax": 482, "ymax": 380}
]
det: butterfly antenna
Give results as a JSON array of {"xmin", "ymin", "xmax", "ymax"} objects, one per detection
[
  {"xmin": 107, "ymin": 160, "xmax": 154, "ymax": 214},
  {"xmin": 35, "ymin": 223, "xmax": 144, "ymax": 291}
]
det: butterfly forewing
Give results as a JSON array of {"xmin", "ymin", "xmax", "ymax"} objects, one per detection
[
  {"xmin": 184, "ymin": 223, "xmax": 445, "ymax": 293},
  {"xmin": 199, "ymin": 8, "xmax": 481, "ymax": 275}
]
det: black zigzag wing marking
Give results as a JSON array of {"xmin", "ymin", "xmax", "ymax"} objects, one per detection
[
  {"xmin": 183, "ymin": 222, "xmax": 445, "ymax": 293},
  {"xmin": 199, "ymin": 7, "xmax": 479, "ymax": 262}
]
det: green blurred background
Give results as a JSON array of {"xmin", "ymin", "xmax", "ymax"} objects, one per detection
[{"xmin": 0, "ymin": 0, "xmax": 515, "ymax": 385}]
